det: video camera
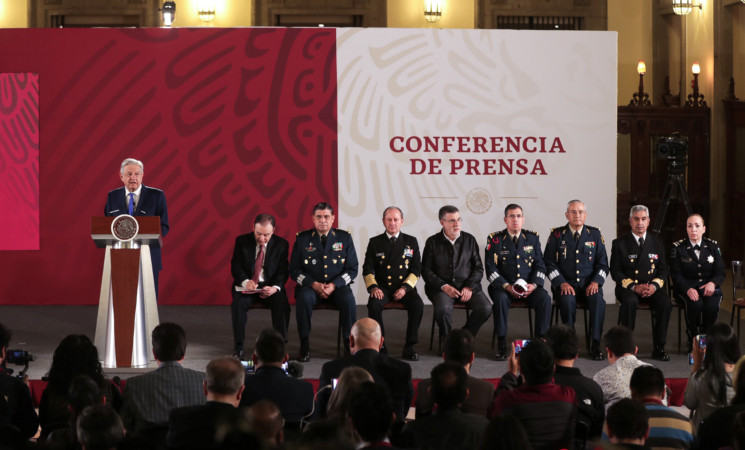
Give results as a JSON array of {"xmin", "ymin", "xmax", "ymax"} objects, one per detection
[
  {"xmin": 655, "ymin": 133, "xmax": 688, "ymax": 175},
  {"xmin": 3, "ymin": 349, "xmax": 34, "ymax": 378}
]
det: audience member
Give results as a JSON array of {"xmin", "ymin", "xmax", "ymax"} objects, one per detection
[
  {"xmin": 734, "ymin": 410, "xmax": 745, "ymax": 450},
  {"xmin": 317, "ymin": 318, "xmax": 413, "ymax": 426},
  {"xmin": 240, "ymin": 328, "xmax": 314, "ymax": 423},
  {"xmin": 76, "ymin": 404, "xmax": 125, "ymax": 450},
  {"xmin": 298, "ymin": 420, "xmax": 355, "ymax": 450},
  {"xmin": 0, "ymin": 321, "xmax": 39, "ymax": 440},
  {"xmin": 605, "ymin": 399, "xmax": 651, "ymax": 449},
  {"xmin": 245, "ymin": 400, "xmax": 284, "ymax": 449},
  {"xmin": 685, "ymin": 322, "xmax": 741, "ymax": 426},
  {"xmin": 325, "ymin": 366, "xmax": 373, "ymax": 423},
  {"xmin": 167, "ymin": 357, "xmax": 245, "ymax": 450},
  {"xmin": 46, "ymin": 374, "xmax": 104, "ymax": 450},
  {"xmin": 628, "ymin": 366, "xmax": 694, "ymax": 449},
  {"xmin": 488, "ymin": 339, "xmax": 576, "ymax": 450},
  {"xmin": 477, "ymin": 414, "xmax": 533, "ymax": 450},
  {"xmin": 415, "ymin": 328, "xmax": 494, "ymax": 418},
  {"xmin": 401, "ymin": 362, "xmax": 488, "ymax": 450},
  {"xmin": 545, "ymin": 324, "xmax": 605, "ymax": 441},
  {"xmin": 39, "ymin": 335, "xmax": 121, "ymax": 440},
  {"xmin": 697, "ymin": 355, "xmax": 745, "ymax": 449},
  {"xmin": 349, "ymin": 382, "xmax": 402, "ymax": 449},
  {"xmin": 120, "ymin": 322, "xmax": 205, "ymax": 437},
  {"xmin": 593, "ymin": 326, "xmax": 651, "ymax": 410}
]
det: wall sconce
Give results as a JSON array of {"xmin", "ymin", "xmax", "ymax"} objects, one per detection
[
  {"xmin": 424, "ymin": 0, "xmax": 443, "ymax": 23},
  {"xmin": 162, "ymin": 1, "xmax": 176, "ymax": 27},
  {"xmin": 673, "ymin": 0, "xmax": 702, "ymax": 16},
  {"xmin": 685, "ymin": 62, "xmax": 707, "ymax": 107},
  {"xmin": 629, "ymin": 60, "xmax": 652, "ymax": 106},
  {"xmin": 198, "ymin": 1, "xmax": 215, "ymax": 22}
]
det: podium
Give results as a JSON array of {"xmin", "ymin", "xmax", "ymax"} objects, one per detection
[{"xmin": 91, "ymin": 216, "xmax": 161, "ymax": 368}]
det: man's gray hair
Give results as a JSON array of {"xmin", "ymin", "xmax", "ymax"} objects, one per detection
[
  {"xmin": 566, "ymin": 199, "xmax": 586, "ymax": 211},
  {"xmin": 382, "ymin": 206, "xmax": 404, "ymax": 220},
  {"xmin": 120, "ymin": 158, "xmax": 144, "ymax": 175},
  {"xmin": 629, "ymin": 205, "xmax": 649, "ymax": 218}
]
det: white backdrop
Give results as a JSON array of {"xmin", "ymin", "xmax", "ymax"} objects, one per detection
[{"xmin": 336, "ymin": 28, "xmax": 618, "ymax": 304}]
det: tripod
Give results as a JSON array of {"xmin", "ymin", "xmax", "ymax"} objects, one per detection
[{"xmin": 653, "ymin": 161, "xmax": 692, "ymax": 234}]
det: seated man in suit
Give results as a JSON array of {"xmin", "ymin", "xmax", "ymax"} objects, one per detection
[
  {"xmin": 318, "ymin": 318, "xmax": 413, "ymax": 426},
  {"xmin": 240, "ymin": 328, "xmax": 314, "ymax": 423},
  {"xmin": 230, "ymin": 213, "xmax": 291, "ymax": 359},
  {"xmin": 349, "ymin": 382, "xmax": 403, "ymax": 450},
  {"xmin": 415, "ymin": 329, "xmax": 494, "ymax": 418},
  {"xmin": 76, "ymin": 405, "xmax": 125, "ymax": 450},
  {"xmin": 120, "ymin": 322, "xmax": 205, "ymax": 436},
  {"xmin": 610, "ymin": 204, "xmax": 672, "ymax": 361},
  {"xmin": 104, "ymin": 157, "xmax": 169, "ymax": 296},
  {"xmin": 167, "ymin": 357, "xmax": 245, "ymax": 450},
  {"xmin": 290, "ymin": 202, "xmax": 359, "ymax": 361}
]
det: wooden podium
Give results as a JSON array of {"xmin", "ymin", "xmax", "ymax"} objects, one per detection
[{"xmin": 91, "ymin": 216, "xmax": 161, "ymax": 368}]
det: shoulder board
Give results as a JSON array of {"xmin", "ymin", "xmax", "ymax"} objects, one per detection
[
  {"xmin": 488, "ymin": 232, "xmax": 496, "ymax": 238},
  {"xmin": 585, "ymin": 224, "xmax": 599, "ymax": 231},
  {"xmin": 672, "ymin": 239, "xmax": 685, "ymax": 246},
  {"xmin": 523, "ymin": 229, "xmax": 538, "ymax": 236},
  {"xmin": 296, "ymin": 229, "xmax": 313, "ymax": 237},
  {"xmin": 333, "ymin": 228, "xmax": 350, "ymax": 237},
  {"xmin": 703, "ymin": 236, "xmax": 718, "ymax": 245}
]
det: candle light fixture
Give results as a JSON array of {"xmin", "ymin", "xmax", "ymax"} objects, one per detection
[
  {"xmin": 161, "ymin": 1, "xmax": 176, "ymax": 27},
  {"xmin": 629, "ymin": 60, "xmax": 651, "ymax": 106},
  {"xmin": 685, "ymin": 62, "xmax": 707, "ymax": 107},
  {"xmin": 424, "ymin": 0, "xmax": 443, "ymax": 23}
]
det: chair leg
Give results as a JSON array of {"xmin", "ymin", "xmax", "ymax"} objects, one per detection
[
  {"xmin": 337, "ymin": 314, "xmax": 342, "ymax": 356},
  {"xmin": 583, "ymin": 307, "xmax": 590, "ymax": 355},
  {"xmin": 528, "ymin": 308, "xmax": 534, "ymax": 338},
  {"xmin": 677, "ymin": 304, "xmax": 682, "ymax": 354},
  {"xmin": 429, "ymin": 314, "xmax": 435, "ymax": 351}
]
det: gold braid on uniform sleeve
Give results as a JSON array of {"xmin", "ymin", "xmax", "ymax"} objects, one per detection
[
  {"xmin": 404, "ymin": 274, "xmax": 418, "ymax": 289},
  {"xmin": 364, "ymin": 274, "xmax": 378, "ymax": 289},
  {"xmin": 652, "ymin": 278, "xmax": 665, "ymax": 287},
  {"xmin": 621, "ymin": 278, "xmax": 635, "ymax": 289}
]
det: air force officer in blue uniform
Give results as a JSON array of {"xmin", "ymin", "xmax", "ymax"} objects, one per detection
[
  {"xmin": 290, "ymin": 202, "xmax": 359, "ymax": 362},
  {"xmin": 105, "ymin": 158, "xmax": 169, "ymax": 296}
]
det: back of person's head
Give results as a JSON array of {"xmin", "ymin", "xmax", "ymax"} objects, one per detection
[
  {"xmin": 214, "ymin": 410, "xmax": 263, "ymax": 450},
  {"xmin": 152, "ymin": 322, "xmax": 187, "ymax": 362},
  {"xmin": 299, "ymin": 419, "xmax": 354, "ymax": 450},
  {"xmin": 76, "ymin": 404, "xmax": 124, "ymax": 450},
  {"xmin": 350, "ymin": 318, "xmax": 382, "ymax": 351},
  {"xmin": 430, "ymin": 361, "xmax": 468, "ymax": 410},
  {"xmin": 478, "ymin": 413, "xmax": 532, "ymax": 450},
  {"xmin": 49, "ymin": 334, "xmax": 104, "ymax": 392},
  {"xmin": 349, "ymin": 382, "xmax": 394, "ymax": 442},
  {"xmin": 629, "ymin": 365, "xmax": 665, "ymax": 399},
  {"xmin": 518, "ymin": 339, "xmax": 555, "ymax": 385},
  {"xmin": 702, "ymin": 323, "xmax": 741, "ymax": 378},
  {"xmin": 68, "ymin": 375, "xmax": 103, "ymax": 414},
  {"xmin": 604, "ymin": 326, "xmax": 636, "ymax": 357},
  {"xmin": 606, "ymin": 399, "xmax": 649, "ymax": 442},
  {"xmin": 443, "ymin": 329, "xmax": 475, "ymax": 366},
  {"xmin": 545, "ymin": 325, "xmax": 579, "ymax": 361},
  {"xmin": 205, "ymin": 357, "xmax": 245, "ymax": 395},
  {"xmin": 254, "ymin": 329, "xmax": 286, "ymax": 364},
  {"xmin": 326, "ymin": 366, "xmax": 373, "ymax": 420},
  {"xmin": 246, "ymin": 400, "xmax": 284, "ymax": 446},
  {"xmin": 0, "ymin": 321, "xmax": 10, "ymax": 352}
]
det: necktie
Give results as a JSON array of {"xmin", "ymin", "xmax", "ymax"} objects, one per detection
[
  {"xmin": 390, "ymin": 236, "xmax": 396, "ymax": 246},
  {"xmin": 251, "ymin": 245, "xmax": 265, "ymax": 283},
  {"xmin": 574, "ymin": 231, "xmax": 580, "ymax": 241},
  {"xmin": 638, "ymin": 237, "xmax": 645, "ymax": 250},
  {"xmin": 693, "ymin": 244, "xmax": 700, "ymax": 251},
  {"xmin": 512, "ymin": 236, "xmax": 517, "ymax": 246},
  {"xmin": 128, "ymin": 193, "xmax": 134, "ymax": 215},
  {"xmin": 321, "ymin": 234, "xmax": 327, "ymax": 247}
]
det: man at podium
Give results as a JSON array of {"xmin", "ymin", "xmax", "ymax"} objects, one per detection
[{"xmin": 104, "ymin": 158, "xmax": 169, "ymax": 296}]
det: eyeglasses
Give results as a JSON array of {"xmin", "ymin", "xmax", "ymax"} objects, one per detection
[{"xmin": 444, "ymin": 217, "xmax": 462, "ymax": 224}]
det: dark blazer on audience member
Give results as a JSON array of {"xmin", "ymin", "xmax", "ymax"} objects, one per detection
[
  {"xmin": 240, "ymin": 366, "xmax": 314, "ymax": 422},
  {"xmin": 167, "ymin": 401, "xmax": 242, "ymax": 450},
  {"xmin": 401, "ymin": 408, "xmax": 489, "ymax": 450},
  {"xmin": 415, "ymin": 375, "xmax": 494, "ymax": 418},
  {"xmin": 231, "ymin": 234, "xmax": 290, "ymax": 289},
  {"xmin": 318, "ymin": 348, "xmax": 413, "ymax": 422},
  {"xmin": 553, "ymin": 365, "xmax": 605, "ymax": 439}
]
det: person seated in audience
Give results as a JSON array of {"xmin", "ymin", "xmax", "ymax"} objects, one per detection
[
  {"xmin": 415, "ymin": 328, "xmax": 494, "ymax": 418},
  {"xmin": 488, "ymin": 339, "xmax": 576, "ymax": 450},
  {"xmin": 593, "ymin": 326, "xmax": 653, "ymax": 410},
  {"xmin": 628, "ymin": 366, "xmax": 694, "ymax": 449},
  {"xmin": 120, "ymin": 322, "xmax": 205, "ymax": 438},
  {"xmin": 76, "ymin": 404, "xmax": 125, "ymax": 450},
  {"xmin": 545, "ymin": 324, "xmax": 605, "ymax": 441},
  {"xmin": 669, "ymin": 214, "xmax": 725, "ymax": 353},
  {"xmin": 298, "ymin": 419, "xmax": 355, "ymax": 450},
  {"xmin": 697, "ymin": 355, "xmax": 745, "ymax": 449},
  {"xmin": 733, "ymin": 410, "xmax": 745, "ymax": 450},
  {"xmin": 245, "ymin": 400, "xmax": 284, "ymax": 449},
  {"xmin": 348, "ymin": 382, "xmax": 403, "ymax": 449},
  {"xmin": 477, "ymin": 413, "xmax": 532, "ymax": 450},
  {"xmin": 605, "ymin": 399, "xmax": 651, "ymax": 450},
  {"xmin": 39, "ymin": 335, "xmax": 122, "ymax": 441},
  {"xmin": 685, "ymin": 322, "xmax": 741, "ymax": 427},
  {"xmin": 46, "ymin": 375, "xmax": 105, "ymax": 450},
  {"xmin": 0, "ymin": 321, "xmax": 39, "ymax": 441},
  {"xmin": 240, "ymin": 328, "xmax": 314, "ymax": 424},
  {"xmin": 167, "ymin": 357, "xmax": 245, "ymax": 450},
  {"xmin": 325, "ymin": 366, "xmax": 373, "ymax": 424},
  {"xmin": 401, "ymin": 361, "xmax": 488, "ymax": 450}
]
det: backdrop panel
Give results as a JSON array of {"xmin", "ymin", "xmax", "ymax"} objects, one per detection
[{"xmin": 336, "ymin": 29, "xmax": 618, "ymax": 303}]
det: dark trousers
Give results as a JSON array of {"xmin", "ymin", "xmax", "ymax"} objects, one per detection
[
  {"xmin": 681, "ymin": 289, "xmax": 722, "ymax": 344},
  {"xmin": 367, "ymin": 288, "xmax": 424, "ymax": 348},
  {"xmin": 555, "ymin": 287, "xmax": 606, "ymax": 342},
  {"xmin": 616, "ymin": 286, "xmax": 672, "ymax": 348},
  {"xmin": 489, "ymin": 284, "xmax": 551, "ymax": 338},
  {"xmin": 295, "ymin": 284, "xmax": 357, "ymax": 346},
  {"xmin": 429, "ymin": 290, "xmax": 491, "ymax": 338},
  {"xmin": 231, "ymin": 289, "xmax": 290, "ymax": 350}
]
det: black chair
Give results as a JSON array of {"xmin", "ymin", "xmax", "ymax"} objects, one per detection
[
  {"xmin": 429, "ymin": 302, "xmax": 470, "ymax": 353},
  {"xmin": 550, "ymin": 293, "xmax": 591, "ymax": 355},
  {"xmin": 730, "ymin": 261, "xmax": 745, "ymax": 337}
]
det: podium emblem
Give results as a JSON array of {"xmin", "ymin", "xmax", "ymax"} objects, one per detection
[{"xmin": 111, "ymin": 215, "xmax": 139, "ymax": 242}]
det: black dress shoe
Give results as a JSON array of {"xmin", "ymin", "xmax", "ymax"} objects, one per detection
[
  {"xmin": 232, "ymin": 350, "xmax": 245, "ymax": 360},
  {"xmin": 495, "ymin": 346, "xmax": 508, "ymax": 361},
  {"xmin": 651, "ymin": 348, "xmax": 670, "ymax": 362},
  {"xmin": 297, "ymin": 352, "xmax": 311, "ymax": 363},
  {"xmin": 590, "ymin": 347, "xmax": 605, "ymax": 361},
  {"xmin": 401, "ymin": 347, "xmax": 419, "ymax": 361}
]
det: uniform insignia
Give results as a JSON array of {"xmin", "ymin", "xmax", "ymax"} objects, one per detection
[
  {"xmin": 403, "ymin": 248, "xmax": 414, "ymax": 257},
  {"xmin": 332, "ymin": 242, "xmax": 343, "ymax": 251},
  {"xmin": 304, "ymin": 259, "xmax": 308, "ymax": 264},
  {"xmin": 312, "ymin": 259, "xmax": 317, "ymax": 265},
  {"xmin": 500, "ymin": 250, "xmax": 510, "ymax": 255},
  {"xmin": 333, "ymin": 259, "xmax": 337, "ymax": 264},
  {"xmin": 629, "ymin": 254, "xmax": 637, "ymax": 259},
  {"xmin": 376, "ymin": 252, "xmax": 385, "ymax": 257},
  {"xmin": 585, "ymin": 241, "xmax": 595, "ymax": 248},
  {"xmin": 708, "ymin": 255, "xmax": 714, "ymax": 263},
  {"xmin": 523, "ymin": 245, "xmax": 533, "ymax": 253},
  {"xmin": 649, "ymin": 254, "xmax": 658, "ymax": 260},
  {"xmin": 341, "ymin": 258, "xmax": 346, "ymax": 264},
  {"xmin": 554, "ymin": 230, "xmax": 561, "ymax": 238},
  {"xmin": 305, "ymin": 246, "xmax": 315, "ymax": 252}
]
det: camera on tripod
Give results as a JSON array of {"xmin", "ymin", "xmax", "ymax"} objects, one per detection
[
  {"xmin": 3, "ymin": 349, "xmax": 34, "ymax": 378},
  {"xmin": 655, "ymin": 133, "xmax": 688, "ymax": 175}
]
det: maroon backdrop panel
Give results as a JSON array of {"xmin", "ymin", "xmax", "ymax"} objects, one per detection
[
  {"xmin": 0, "ymin": 73, "xmax": 40, "ymax": 250},
  {"xmin": 0, "ymin": 29, "xmax": 337, "ymax": 305}
]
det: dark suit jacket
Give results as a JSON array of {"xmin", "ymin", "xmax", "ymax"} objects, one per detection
[
  {"xmin": 415, "ymin": 374, "xmax": 494, "ymax": 418},
  {"xmin": 363, "ymin": 232, "xmax": 421, "ymax": 293},
  {"xmin": 230, "ymin": 234, "xmax": 289, "ymax": 290},
  {"xmin": 239, "ymin": 366, "xmax": 314, "ymax": 422},
  {"xmin": 610, "ymin": 232, "xmax": 669, "ymax": 292},
  {"xmin": 670, "ymin": 237, "xmax": 725, "ymax": 294},
  {"xmin": 318, "ymin": 348, "xmax": 413, "ymax": 423},
  {"xmin": 422, "ymin": 231, "xmax": 484, "ymax": 297},
  {"xmin": 105, "ymin": 185, "xmax": 169, "ymax": 271},
  {"xmin": 167, "ymin": 401, "xmax": 241, "ymax": 450},
  {"xmin": 401, "ymin": 408, "xmax": 488, "ymax": 450}
]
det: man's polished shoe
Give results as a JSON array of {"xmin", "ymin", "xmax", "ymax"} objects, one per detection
[
  {"xmin": 232, "ymin": 350, "xmax": 245, "ymax": 361},
  {"xmin": 401, "ymin": 347, "xmax": 419, "ymax": 361},
  {"xmin": 297, "ymin": 351, "xmax": 311, "ymax": 363},
  {"xmin": 651, "ymin": 347, "xmax": 670, "ymax": 362},
  {"xmin": 495, "ymin": 345, "xmax": 508, "ymax": 361},
  {"xmin": 590, "ymin": 347, "xmax": 605, "ymax": 361}
]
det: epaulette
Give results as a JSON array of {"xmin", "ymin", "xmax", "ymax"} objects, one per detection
[
  {"xmin": 296, "ymin": 229, "xmax": 313, "ymax": 237},
  {"xmin": 672, "ymin": 238, "xmax": 686, "ymax": 247},
  {"xmin": 703, "ymin": 236, "xmax": 718, "ymax": 245},
  {"xmin": 523, "ymin": 229, "xmax": 539, "ymax": 236},
  {"xmin": 585, "ymin": 224, "xmax": 599, "ymax": 231},
  {"xmin": 333, "ymin": 228, "xmax": 351, "ymax": 236}
]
